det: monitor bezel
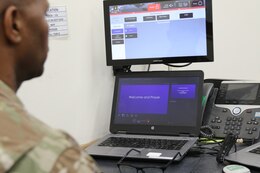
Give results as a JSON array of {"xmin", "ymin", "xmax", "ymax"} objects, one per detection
[{"xmin": 103, "ymin": 0, "xmax": 214, "ymax": 66}]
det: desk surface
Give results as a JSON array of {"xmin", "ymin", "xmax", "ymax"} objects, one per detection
[
  {"xmin": 82, "ymin": 141, "xmax": 260, "ymax": 173},
  {"xmin": 94, "ymin": 152, "xmax": 260, "ymax": 173}
]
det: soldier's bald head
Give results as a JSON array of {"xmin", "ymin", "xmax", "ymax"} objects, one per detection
[
  {"xmin": 0, "ymin": 0, "xmax": 34, "ymax": 11},
  {"xmin": 0, "ymin": 0, "xmax": 49, "ymax": 91},
  {"xmin": 0, "ymin": 0, "xmax": 35, "ymax": 23},
  {"xmin": 1, "ymin": 0, "xmax": 34, "ymax": 6}
]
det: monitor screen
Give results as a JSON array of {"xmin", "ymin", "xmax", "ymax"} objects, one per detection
[{"xmin": 103, "ymin": 0, "xmax": 213, "ymax": 66}]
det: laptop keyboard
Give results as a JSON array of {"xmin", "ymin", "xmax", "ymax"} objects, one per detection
[
  {"xmin": 249, "ymin": 146, "xmax": 260, "ymax": 154},
  {"xmin": 98, "ymin": 137, "xmax": 188, "ymax": 150}
]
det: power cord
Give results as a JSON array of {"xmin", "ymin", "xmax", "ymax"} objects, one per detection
[{"xmin": 189, "ymin": 138, "xmax": 222, "ymax": 157}]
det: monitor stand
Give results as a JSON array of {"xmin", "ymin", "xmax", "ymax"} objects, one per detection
[{"xmin": 113, "ymin": 66, "xmax": 131, "ymax": 75}]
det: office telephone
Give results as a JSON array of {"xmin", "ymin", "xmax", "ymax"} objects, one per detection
[{"xmin": 202, "ymin": 80, "xmax": 260, "ymax": 141}]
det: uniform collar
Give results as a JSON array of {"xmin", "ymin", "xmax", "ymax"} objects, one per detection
[{"xmin": 0, "ymin": 80, "xmax": 23, "ymax": 107}]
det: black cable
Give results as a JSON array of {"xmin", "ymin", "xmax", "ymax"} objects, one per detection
[
  {"xmin": 200, "ymin": 125, "xmax": 214, "ymax": 139},
  {"xmin": 192, "ymin": 146, "xmax": 219, "ymax": 153},
  {"xmin": 188, "ymin": 145, "xmax": 219, "ymax": 158},
  {"xmin": 164, "ymin": 62, "xmax": 192, "ymax": 68},
  {"xmin": 147, "ymin": 64, "xmax": 150, "ymax": 72}
]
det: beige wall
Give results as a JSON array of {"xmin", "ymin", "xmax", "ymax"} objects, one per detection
[{"xmin": 18, "ymin": 0, "xmax": 260, "ymax": 144}]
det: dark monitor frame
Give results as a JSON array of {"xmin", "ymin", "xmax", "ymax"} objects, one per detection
[{"xmin": 103, "ymin": 0, "xmax": 214, "ymax": 67}]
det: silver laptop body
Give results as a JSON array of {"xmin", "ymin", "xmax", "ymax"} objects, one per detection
[
  {"xmin": 225, "ymin": 142, "xmax": 260, "ymax": 168},
  {"xmin": 86, "ymin": 71, "xmax": 204, "ymax": 161}
]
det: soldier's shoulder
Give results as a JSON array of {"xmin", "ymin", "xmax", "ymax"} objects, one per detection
[
  {"xmin": 0, "ymin": 97, "xmax": 79, "ymax": 172},
  {"xmin": 51, "ymin": 145, "xmax": 101, "ymax": 173}
]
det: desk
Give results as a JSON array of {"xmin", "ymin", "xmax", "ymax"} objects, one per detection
[
  {"xmin": 93, "ymin": 151, "xmax": 260, "ymax": 173},
  {"xmin": 81, "ymin": 141, "xmax": 260, "ymax": 173}
]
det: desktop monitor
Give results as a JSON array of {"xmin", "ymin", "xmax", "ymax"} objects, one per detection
[{"xmin": 103, "ymin": 0, "xmax": 213, "ymax": 67}]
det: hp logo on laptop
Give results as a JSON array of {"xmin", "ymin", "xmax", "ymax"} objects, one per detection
[{"xmin": 151, "ymin": 126, "xmax": 155, "ymax": 130}]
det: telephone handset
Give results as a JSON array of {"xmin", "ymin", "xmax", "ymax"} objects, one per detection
[
  {"xmin": 202, "ymin": 83, "xmax": 214, "ymax": 116},
  {"xmin": 202, "ymin": 81, "xmax": 260, "ymax": 141}
]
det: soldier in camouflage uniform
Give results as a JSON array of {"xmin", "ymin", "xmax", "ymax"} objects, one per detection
[{"xmin": 0, "ymin": 0, "xmax": 100, "ymax": 172}]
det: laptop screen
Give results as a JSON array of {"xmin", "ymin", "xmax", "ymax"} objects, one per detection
[{"xmin": 110, "ymin": 71, "xmax": 204, "ymax": 136}]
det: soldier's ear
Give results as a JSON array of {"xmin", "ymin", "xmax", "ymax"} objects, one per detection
[{"xmin": 3, "ymin": 5, "xmax": 22, "ymax": 44}]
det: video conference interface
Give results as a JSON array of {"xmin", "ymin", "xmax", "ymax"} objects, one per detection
[
  {"xmin": 109, "ymin": 0, "xmax": 207, "ymax": 60},
  {"xmin": 113, "ymin": 77, "xmax": 200, "ymax": 127}
]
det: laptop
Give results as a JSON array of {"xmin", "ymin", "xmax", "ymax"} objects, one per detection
[
  {"xmin": 225, "ymin": 142, "xmax": 260, "ymax": 168},
  {"xmin": 86, "ymin": 71, "xmax": 204, "ymax": 161}
]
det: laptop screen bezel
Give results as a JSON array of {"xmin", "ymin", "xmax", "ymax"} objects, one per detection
[{"xmin": 109, "ymin": 71, "xmax": 204, "ymax": 136}]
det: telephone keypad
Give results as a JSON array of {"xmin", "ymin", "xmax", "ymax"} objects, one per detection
[
  {"xmin": 204, "ymin": 88, "xmax": 260, "ymax": 139},
  {"xmin": 221, "ymin": 116, "xmax": 244, "ymax": 135},
  {"xmin": 207, "ymin": 107, "xmax": 260, "ymax": 139}
]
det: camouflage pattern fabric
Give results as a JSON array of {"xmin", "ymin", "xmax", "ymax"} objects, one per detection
[{"xmin": 0, "ymin": 81, "xmax": 100, "ymax": 173}]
